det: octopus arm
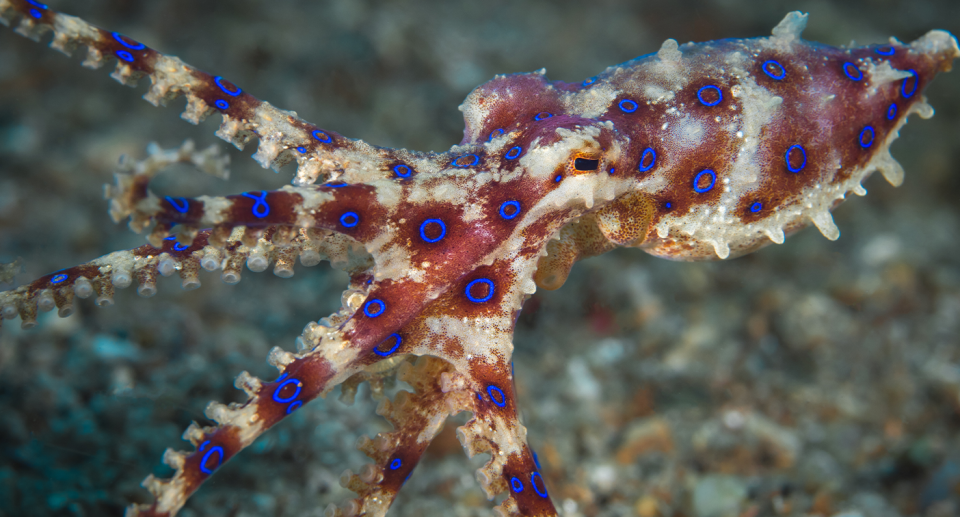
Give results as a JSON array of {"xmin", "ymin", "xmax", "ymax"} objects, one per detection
[{"xmin": 0, "ymin": 0, "xmax": 421, "ymax": 186}]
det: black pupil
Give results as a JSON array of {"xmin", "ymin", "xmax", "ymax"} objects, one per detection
[{"xmin": 574, "ymin": 158, "xmax": 599, "ymax": 171}]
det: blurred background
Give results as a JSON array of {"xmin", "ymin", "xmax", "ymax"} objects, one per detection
[{"xmin": 1, "ymin": 0, "xmax": 959, "ymax": 515}]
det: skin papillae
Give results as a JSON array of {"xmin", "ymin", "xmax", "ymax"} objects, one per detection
[{"xmin": 0, "ymin": 1, "xmax": 957, "ymax": 516}]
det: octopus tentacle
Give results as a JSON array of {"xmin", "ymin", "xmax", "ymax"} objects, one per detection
[
  {"xmin": 0, "ymin": 0, "xmax": 439, "ymax": 187},
  {"xmin": 0, "ymin": 226, "xmax": 371, "ymax": 330}
]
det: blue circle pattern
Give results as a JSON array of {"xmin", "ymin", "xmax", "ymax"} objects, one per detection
[
  {"xmin": 312, "ymin": 130, "xmax": 332, "ymax": 143},
  {"xmin": 323, "ymin": 182, "xmax": 348, "ymax": 188},
  {"xmin": 876, "ymin": 46, "xmax": 895, "ymax": 56},
  {"xmin": 902, "ymin": 70, "xmax": 918, "ymax": 98},
  {"xmin": 296, "ymin": 146, "xmax": 306, "ymax": 153},
  {"xmin": 164, "ymin": 236, "xmax": 190, "ymax": 251},
  {"xmin": 750, "ymin": 202, "xmax": 762, "ymax": 213},
  {"xmin": 582, "ymin": 77, "xmax": 596, "ymax": 86},
  {"xmin": 531, "ymin": 472, "xmax": 548, "ymax": 497},
  {"xmin": 393, "ymin": 164, "xmax": 412, "ymax": 178},
  {"xmin": 466, "ymin": 278, "xmax": 495, "ymax": 303},
  {"xmin": 51, "ymin": 273, "xmax": 67, "ymax": 284},
  {"xmin": 364, "ymin": 299, "xmax": 385, "ymax": 318},
  {"xmin": 499, "ymin": 200, "xmax": 520, "ymax": 220},
  {"xmin": 693, "ymin": 169, "xmax": 716, "ymax": 193},
  {"xmin": 859, "ymin": 126, "xmax": 875, "ymax": 148},
  {"xmin": 487, "ymin": 385, "xmax": 506, "ymax": 407},
  {"xmin": 214, "ymin": 99, "xmax": 229, "ymax": 110},
  {"xmin": 390, "ymin": 459, "xmax": 402, "ymax": 470},
  {"xmin": 339, "ymin": 211, "xmax": 359, "ymax": 228},
  {"xmin": 637, "ymin": 147, "xmax": 656, "ymax": 172},
  {"xmin": 618, "ymin": 99, "xmax": 638, "ymax": 113},
  {"xmin": 165, "ymin": 196, "xmax": 189, "ymax": 214},
  {"xmin": 696, "ymin": 85, "xmax": 722, "ymax": 106},
  {"xmin": 116, "ymin": 50, "xmax": 134, "ymax": 63},
  {"xmin": 505, "ymin": 146, "xmax": 522, "ymax": 160},
  {"xmin": 214, "ymin": 76, "xmax": 242, "ymax": 97},
  {"xmin": 488, "ymin": 128, "xmax": 505, "ymax": 141},
  {"xmin": 419, "ymin": 219, "xmax": 446, "ymax": 243},
  {"xmin": 112, "ymin": 32, "xmax": 146, "ymax": 50},
  {"xmin": 198, "ymin": 440, "xmax": 225, "ymax": 475},
  {"xmin": 534, "ymin": 112, "xmax": 553, "ymax": 121},
  {"xmin": 886, "ymin": 104, "xmax": 897, "ymax": 120},
  {"xmin": 762, "ymin": 60, "xmax": 786, "ymax": 80},
  {"xmin": 374, "ymin": 334, "xmax": 403, "ymax": 357},
  {"xmin": 240, "ymin": 192, "xmax": 270, "ymax": 218},
  {"xmin": 843, "ymin": 62, "xmax": 863, "ymax": 81},
  {"xmin": 511, "ymin": 477, "xmax": 524, "ymax": 492},
  {"xmin": 270, "ymin": 374, "xmax": 306, "ymax": 415},
  {"xmin": 26, "ymin": 0, "xmax": 46, "ymax": 18},
  {"xmin": 785, "ymin": 145, "xmax": 806, "ymax": 173}
]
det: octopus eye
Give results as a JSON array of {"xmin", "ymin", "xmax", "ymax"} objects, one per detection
[{"xmin": 574, "ymin": 158, "xmax": 599, "ymax": 171}]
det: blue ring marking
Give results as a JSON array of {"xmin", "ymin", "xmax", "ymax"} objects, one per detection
[
  {"xmin": 322, "ymin": 182, "xmax": 348, "ymax": 188},
  {"xmin": 173, "ymin": 242, "xmax": 189, "ymax": 251},
  {"xmin": 116, "ymin": 50, "xmax": 134, "ymax": 63},
  {"xmin": 533, "ymin": 451, "xmax": 541, "ymax": 470},
  {"xmin": 240, "ymin": 192, "xmax": 270, "ymax": 218},
  {"xmin": 487, "ymin": 385, "xmax": 506, "ymax": 407},
  {"xmin": 696, "ymin": 85, "xmax": 722, "ymax": 106},
  {"xmin": 664, "ymin": 201, "xmax": 673, "ymax": 209},
  {"xmin": 750, "ymin": 202, "xmax": 762, "ymax": 213},
  {"xmin": 886, "ymin": 103, "xmax": 897, "ymax": 121},
  {"xmin": 609, "ymin": 167, "xmax": 616, "ymax": 175},
  {"xmin": 466, "ymin": 278, "xmax": 495, "ymax": 303},
  {"xmin": 363, "ymin": 299, "xmax": 385, "ymax": 318},
  {"xmin": 554, "ymin": 174, "xmax": 562, "ymax": 183},
  {"xmin": 374, "ymin": 333, "xmax": 403, "ymax": 357},
  {"xmin": 499, "ymin": 200, "xmax": 521, "ymax": 220},
  {"xmin": 859, "ymin": 126, "xmax": 875, "ymax": 148},
  {"xmin": 393, "ymin": 164, "xmax": 412, "ymax": 178},
  {"xmin": 505, "ymin": 146, "xmax": 522, "ymax": 160},
  {"xmin": 902, "ymin": 69, "xmax": 918, "ymax": 98},
  {"xmin": 112, "ymin": 32, "xmax": 146, "ymax": 50},
  {"xmin": 164, "ymin": 235, "xmax": 177, "ymax": 241},
  {"xmin": 296, "ymin": 146, "xmax": 306, "ymax": 153},
  {"xmin": 214, "ymin": 99, "xmax": 229, "ymax": 110},
  {"xmin": 339, "ymin": 211, "xmax": 359, "ymax": 228},
  {"xmin": 785, "ymin": 145, "xmax": 806, "ymax": 173},
  {"xmin": 454, "ymin": 154, "xmax": 479, "ymax": 168},
  {"xmin": 511, "ymin": 477, "xmax": 524, "ymax": 492},
  {"xmin": 842, "ymin": 62, "xmax": 863, "ymax": 81},
  {"xmin": 390, "ymin": 459, "xmax": 402, "ymax": 470},
  {"xmin": 30, "ymin": 8, "xmax": 42, "ymax": 18},
  {"xmin": 214, "ymin": 76, "xmax": 242, "ymax": 97},
  {"xmin": 51, "ymin": 273, "xmax": 68, "ymax": 284},
  {"xmin": 286, "ymin": 401, "xmax": 303, "ymax": 414},
  {"xmin": 312, "ymin": 129, "xmax": 332, "ymax": 143},
  {"xmin": 272, "ymin": 378, "xmax": 302, "ymax": 404},
  {"xmin": 488, "ymin": 128, "xmax": 505, "ymax": 141},
  {"xmin": 762, "ymin": 60, "xmax": 786, "ymax": 80},
  {"xmin": 637, "ymin": 147, "xmax": 656, "ymax": 172},
  {"xmin": 582, "ymin": 77, "xmax": 596, "ymax": 86},
  {"xmin": 26, "ymin": 0, "xmax": 47, "ymax": 10},
  {"xmin": 534, "ymin": 112, "xmax": 553, "ymax": 121},
  {"xmin": 199, "ymin": 444, "xmax": 225, "ymax": 475},
  {"xmin": 692, "ymin": 169, "xmax": 716, "ymax": 193},
  {"xmin": 531, "ymin": 472, "xmax": 548, "ymax": 497},
  {"xmin": 876, "ymin": 46, "xmax": 895, "ymax": 56},
  {"xmin": 618, "ymin": 99, "xmax": 638, "ymax": 113},
  {"xmin": 419, "ymin": 218, "xmax": 446, "ymax": 243},
  {"xmin": 164, "ymin": 196, "xmax": 189, "ymax": 214}
]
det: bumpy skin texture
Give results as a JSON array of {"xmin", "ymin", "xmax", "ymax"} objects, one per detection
[{"xmin": 0, "ymin": 1, "xmax": 957, "ymax": 516}]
